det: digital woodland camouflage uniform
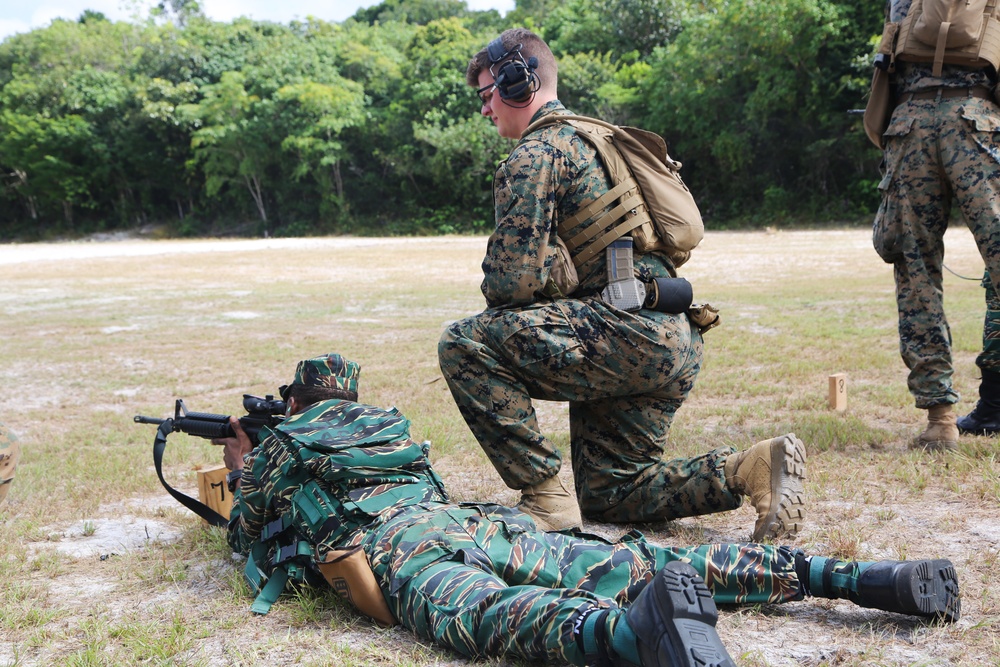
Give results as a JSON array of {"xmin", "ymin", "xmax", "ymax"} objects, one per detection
[
  {"xmin": 438, "ymin": 100, "xmax": 739, "ymax": 523},
  {"xmin": 0, "ymin": 422, "xmax": 18, "ymax": 505},
  {"xmin": 227, "ymin": 357, "xmax": 960, "ymax": 665},
  {"xmin": 874, "ymin": 0, "xmax": 1000, "ymax": 412}
]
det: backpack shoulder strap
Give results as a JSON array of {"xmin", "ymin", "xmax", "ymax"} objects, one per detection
[{"xmin": 522, "ymin": 113, "xmax": 618, "ymax": 137}]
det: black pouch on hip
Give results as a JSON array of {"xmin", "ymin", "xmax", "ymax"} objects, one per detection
[{"xmin": 643, "ymin": 277, "xmax": 694, "ymax": 314}]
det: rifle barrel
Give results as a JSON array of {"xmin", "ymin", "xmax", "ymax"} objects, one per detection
[{"xmin": 134, "ymin": 415, "xmax": 166, "ymax": 425}]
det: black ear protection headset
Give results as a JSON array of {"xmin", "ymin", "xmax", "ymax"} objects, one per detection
[{"xmin": 486, "ymin": 37, "xmax": 540, "ymax": 105}]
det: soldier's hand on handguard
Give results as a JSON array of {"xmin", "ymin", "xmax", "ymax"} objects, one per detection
[{"xmin": 212, "ymin": 416, "xmax": 253, "ymax": 473}]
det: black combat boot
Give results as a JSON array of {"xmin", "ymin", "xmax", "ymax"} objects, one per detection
[
  {"xmin": 626, "ymin": 561, "xmax": 736, "ymax": 667},
  {"xmin": 957, "ymin": 369, "xmax": 1000, "ymax": 435},
  {"xmin": 801, "ymin": 556, "xmax": 961, "ymax": 623},
  {"xmin": 853, "ymin": 559, "xmax": 961, "ymax": 623}
]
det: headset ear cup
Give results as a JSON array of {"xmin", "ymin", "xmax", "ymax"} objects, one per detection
[{"xmin": 496, "ymin": 61, "xmax": 531, "ymax": 102}]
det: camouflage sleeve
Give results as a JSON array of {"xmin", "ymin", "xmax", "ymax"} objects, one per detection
[
  {"xmin": 481, "ymin": 137, "xmax": 579, "ymax": 308},
  {"xmin": 226, "ymin": 446, "xmax": 268, "ymax": 555},
  {"xmin": 888, "ymin": 0, "xmax": 910, "ymax": 23}
]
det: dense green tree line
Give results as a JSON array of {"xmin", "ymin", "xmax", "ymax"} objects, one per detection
[{"xmin": 0, "ymin": 0, "xmax": 881, "ymax": 239}]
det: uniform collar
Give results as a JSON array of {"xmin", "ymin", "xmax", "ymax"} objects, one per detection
[{"xmin": 528, "ymin": 100, "xmax": 568, "ymax": 125}]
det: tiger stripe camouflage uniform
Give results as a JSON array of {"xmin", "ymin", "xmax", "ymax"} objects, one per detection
[
  {"xmin": 438, "ymin": 99, "xmax": 741, "ymax": 523},
  {"xmin": 0, "ymin": 422, "xmax": 18, "ymax": 505},
  {"xmin": 873, "ymin": 0, "xmax": 1000, "ymax": 408},
  {"xmin": 228, "ymin": 398, "xmax": 805, "ymax": 665}
]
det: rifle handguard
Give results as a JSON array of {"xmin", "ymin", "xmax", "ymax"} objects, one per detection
[{"xmin": 172, "ymin": 415, "xmax": 233, "ymax": 439}]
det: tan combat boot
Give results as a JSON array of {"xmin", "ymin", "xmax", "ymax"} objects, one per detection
[
  {"xmin": 911, "ymin": 404, "xmax": 958, "ymax": 451},
  {"xmin": 518, "ymin": 474, "xmax": 583, "ymax": 532},
  {"xmin": 723, "ymin": 434, "xmax": 806, "ymax": 542}
]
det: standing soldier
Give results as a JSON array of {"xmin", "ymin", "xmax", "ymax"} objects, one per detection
[
  {"xmin": 868, "ymin": 0, "xmax": 1000, "ymax": 450},
  {"xmin": 438, "ymin": 28, "xmax": 806, "ymax": 540},
  {"xmin": 0, "ymin": 423, "xmax": 18, "ymax": 504}
]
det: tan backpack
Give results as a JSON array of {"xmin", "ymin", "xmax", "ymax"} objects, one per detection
[
  {"xmin": 522, "ymin": 114, "xmax": 704, "ymax": 270},
  {"xmin": 896, "ymin": 0, "xmax": 1000, "ymax": 76}
]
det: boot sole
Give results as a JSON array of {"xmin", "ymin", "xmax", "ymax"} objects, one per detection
[
  {"xmin": 756, "ymin": 435, "xmax": 807, "ymax": 541},
  {"xmin": 636, "ymin": 562, "xmax": 736, "ymax": 667},
  {"xmin": 908, "ymin": 439, "xmax": 958, "ymax": 452},
  {"xmin": 901, "ymin": 559, "xmax": 961, "ymax": 623}
]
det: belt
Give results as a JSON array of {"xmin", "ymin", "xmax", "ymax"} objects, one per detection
[{"xmin": 897, "ymin": 86, "xmax": 993, "ymax": 105}]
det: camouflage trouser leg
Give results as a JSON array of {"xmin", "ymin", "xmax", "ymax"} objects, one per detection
[
  {"xmin": 877, "ymin": 97, "xmax": 1000, "ymax": 407},
  {"xmin": 370, "ymin": 505, "xmax": 801, "ymax": 665},
  {"xmin": 0, "ymin": 423, "xmax": 18, "ymax": 505},
  {"xmin": 570, "ymin": 399, "xmax": 737, "ymax": 522},
  {"xmin": 976, "ymin": 270, "xmax": 1000, "ymax": 373},
  {"xmin": 437, "ymin": 298, "xmax": 741, "ymax": 522}
]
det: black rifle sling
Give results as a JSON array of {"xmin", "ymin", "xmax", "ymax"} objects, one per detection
[{"xmin": 152, "ymin": 419, "xmax": 229, "ymax": 527}]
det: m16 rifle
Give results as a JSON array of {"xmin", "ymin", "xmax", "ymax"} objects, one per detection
[
  {"xmin": 135, "ymin": 395, "xmax": 286, "ymax": 526},
  {"xmin": 135, "ymin": 395, "xmax": 286, "ymax": 442}
]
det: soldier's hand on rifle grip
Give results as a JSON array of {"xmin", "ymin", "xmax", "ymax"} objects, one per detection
[{"xmin": 213, "ymin": 416, "xmax": 253, "ymax": 474}]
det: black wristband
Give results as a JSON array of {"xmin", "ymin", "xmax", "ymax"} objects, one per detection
[{"xmin": 226, "ymin": 469, "xmax": 243, "ymax": 494}]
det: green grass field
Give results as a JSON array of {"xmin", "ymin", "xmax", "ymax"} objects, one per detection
[{"xmin": 1, "ymin": 230, "xmax": 997, "ymax": 666}]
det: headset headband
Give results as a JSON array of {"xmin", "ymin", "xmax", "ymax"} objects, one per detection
[{"xmin": 487, "ymin": 37, "xmax": 509, "ymax": 65}]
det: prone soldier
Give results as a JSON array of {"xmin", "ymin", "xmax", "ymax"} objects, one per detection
[{"xmin": 215, "ymin": 353, "xmax": 960, "ymax": 667}]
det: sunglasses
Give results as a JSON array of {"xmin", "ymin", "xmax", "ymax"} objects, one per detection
[{"xmin": 476, "ymin": 82, "xmax": 496, "ymax": 106}]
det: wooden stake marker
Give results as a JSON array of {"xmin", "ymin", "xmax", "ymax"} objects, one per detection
[
  {"xmin": 197, "ymin": 465, "xmax": 234, "ymax": 521},
  {"xmin": 828, "ymin": 373, "xmax": 847, "ymax": 412}
]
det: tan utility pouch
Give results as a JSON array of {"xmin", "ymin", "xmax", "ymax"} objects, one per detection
[
  {"xmin": 546, "ymin": 234, "xmax": 581, "ymax": 297},
  {"xmin": 317, "ymin": 547, "xmax": 397, "ymax": 627},
  {"xmin": 688, "ymin": 303, "xmax": 721, "ymax": 334},
  {"xmin": 864, "ymin": 68, "xmax": 894, "ymax": 149},
  {"xmin": 864, "ymin": 23, "xmax": 900, "ymax": 149}
]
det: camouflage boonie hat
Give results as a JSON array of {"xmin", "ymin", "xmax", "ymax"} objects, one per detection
[
  {"xmin": 0, "ymin": 422, "xmax": 19, "ymax": 505},
  {"xmin": 282, "ymin": 354, "xmax": 361, "ymax": 400}
]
